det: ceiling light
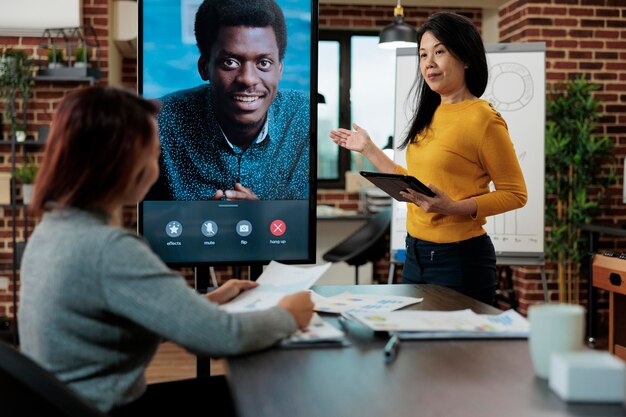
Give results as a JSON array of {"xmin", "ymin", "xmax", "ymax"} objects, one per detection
[{"xmin": 378, "ymin": 1, "xmax": 418, "ymax": 50}]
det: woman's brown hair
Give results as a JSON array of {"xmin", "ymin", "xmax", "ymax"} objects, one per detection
[{"xmin": 32, "ymin": 86, "xmax": 159, "ymax": 215}]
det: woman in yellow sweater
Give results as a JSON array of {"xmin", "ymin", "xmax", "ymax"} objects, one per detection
[{"xmin": 330, "ymin": 12, "xmax": 527, "ymax": 305}]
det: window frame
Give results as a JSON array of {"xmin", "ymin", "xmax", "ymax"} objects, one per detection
[{"xmin": 318, "ymin": 29, "xmax": 379, "ymax": 189}]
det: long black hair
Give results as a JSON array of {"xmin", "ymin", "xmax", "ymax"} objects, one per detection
[{"xmin": 399, "ymin": 12, "xmax": 488, "ymax": 149}]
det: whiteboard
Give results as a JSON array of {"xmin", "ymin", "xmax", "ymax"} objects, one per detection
[
  {"xmin": 391, "ymin": 43, "xmax": 545, "ymax": 261},
  {"xmin": 0, "ymin": 0, "xmax": 81, "ymax": 36}
]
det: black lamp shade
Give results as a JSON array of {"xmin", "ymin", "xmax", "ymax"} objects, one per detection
[{"xmin": 379, "ymin": 15, "xmax": 418, "ymax": 49}]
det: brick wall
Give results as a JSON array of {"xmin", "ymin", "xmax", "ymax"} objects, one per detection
[
  {"xmin": 498, "ymin": 0, "xmax": 626, "ymax": 330},
  {"xmin": 0, "ymin": 0, "xmax": 109, "ymax": 319},
  {"xmin": 319, "ymin": 3, "xmax": 482, "ymax": 30},
  {"xmin": 2, "ymin": 1, "xmax": 625, "ymax": 321},
  {"xmin": 318, "ymin": 189, "xmax": 360, "ymax": 211},
  {"xmin": 121, "ymin": 57, "xmax": 137, "ymax": 91}
]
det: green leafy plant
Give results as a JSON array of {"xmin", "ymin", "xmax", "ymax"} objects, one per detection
[
  {"xmin": 545, "ymin": 76, "xmax": 618, "ymax": 303},
  {"xmin": 46, "ymin": 45, "xmax": 65, "ymax": 65},
  {"xmin": 74, "ymin": 45, "xmax": 88, "ymax": 64},
  {"xmin": 13, "ymin": 156, "xmax": 38, "ymax": 184},
  {"xmin": 0, "ymin": 49, "xmax": 35, "ymax": 135}
]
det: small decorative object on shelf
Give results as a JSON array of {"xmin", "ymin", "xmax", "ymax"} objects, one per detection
[
  {"xmin": 14, "ymin": 130, "xmax": 26, "ymax": 142},
  {"xmin": 14, "ymin": 156, "xmax": 38, "ymax": 205},
  {"xmin": 37, "ymin": 26, "xmax": 101, "ymax": 80},
  {"xmin": 74, "ymin": 44, "xmax": 89, "ymax": 68},
  {"xmin": 0, "ymin": 49, "xmax": 35, "ymax": 141},
  {"xmin": 47, "ymin": 45, "xmax": 65, "ymax": 69}
]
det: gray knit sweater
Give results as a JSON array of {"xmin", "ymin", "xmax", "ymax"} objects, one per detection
[{"xmin": 18, "ymin": 208, "xmax": 296, "ymax": 412}]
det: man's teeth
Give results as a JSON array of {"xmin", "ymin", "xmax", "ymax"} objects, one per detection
[{"xmin": 234, "ymin": 96, "xmax": 260, "ymax": 102}]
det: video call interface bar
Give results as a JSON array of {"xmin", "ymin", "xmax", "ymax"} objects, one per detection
[{"xmin": 142, "ymin": 200, "xmax": 310, "ymax": 264}]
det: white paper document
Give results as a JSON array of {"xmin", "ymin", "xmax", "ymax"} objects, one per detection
[
  {"xmin": 219, "ymin": 261, "xmax": 331, "ymax": 313},
  {"xmin": 347, "ymin": 309, "xmax": 529, "ymax": 339},
  {"xmin": 312, "ymin": 291, "xmax": 423, "ymax": 314},
  {"xmin": 280, "ymin": 313, "xmax": 346, "ymax": 347}
]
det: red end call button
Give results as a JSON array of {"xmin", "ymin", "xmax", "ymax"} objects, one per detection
[{"xmin": 270, "ymin": 220, "xmax": 286, "ymax": 237}]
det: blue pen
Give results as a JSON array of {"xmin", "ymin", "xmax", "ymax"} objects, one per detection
[
  {"xmin": 384, "ymin": 334, "xmax": 401, "ymax": 364},
  {"xmin": 337, "ymin": 315, "xmax": 350, "ymax": 333}
]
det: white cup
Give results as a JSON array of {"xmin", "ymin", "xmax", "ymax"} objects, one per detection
[{"xmin": 528, "ymin": 303, "xmax": 585, "ymax": 379}]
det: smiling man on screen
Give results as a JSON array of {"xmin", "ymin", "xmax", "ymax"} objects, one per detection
[{"xmin": 151, "ymin": 0, "xmax": 309, "ymax": 201}]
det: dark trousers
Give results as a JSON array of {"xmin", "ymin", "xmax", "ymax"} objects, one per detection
[
  {"xmin": 110, "ymin": 376, "xmax": 236, "ymax": 417},
  {"xmin": 402, "ymin": 233, "xmax": 497, "ymax": 305}
]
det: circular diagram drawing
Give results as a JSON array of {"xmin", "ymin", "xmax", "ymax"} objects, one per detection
[{"xmin": 483, "ymin": 62, "xmax": 533, "ymax": 111}]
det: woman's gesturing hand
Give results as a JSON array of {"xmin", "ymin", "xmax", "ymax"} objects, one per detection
[{"xmin": 329, "ymin": 123, "xmax": 373, "ymax": 154}]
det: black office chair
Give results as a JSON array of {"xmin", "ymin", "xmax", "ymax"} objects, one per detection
[
  {"xmin": 0, "ymin": 341, "xmax": 106, "ymax": 417},
  {"xmin": 323, "ymin": 208, "xmax": 391, "ymax": 284},
  {"xmin": 495, "ymin": 265, "xmax": 518, "ymax": 309}
]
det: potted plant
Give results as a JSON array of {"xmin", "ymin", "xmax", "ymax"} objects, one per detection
[
  {"xmin": 74, "ymin": 45, "xmax": 89, "ymax": 68},
  {"xmin": 545, "ymin": 76, "xmax": 618, "ymax": 304},
  {"xmin": 0, "ymin": 49, "xmax": 34, "ymax": 141},
  {"xmin": 13, "ymin": 156, "xmax": 38, "ymax": 205},
  {"xmin": 47, "ymin": 45, "xmax": 65, "ymax": 69}
]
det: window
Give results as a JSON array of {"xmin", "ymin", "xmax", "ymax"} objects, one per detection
[
  {"xmin": 317, "ymin": 40, "xmax": 340, "ymax": 180},
  {"xmin": 317, "ymin": 31, "xmax": 397, "ymax": 188}
]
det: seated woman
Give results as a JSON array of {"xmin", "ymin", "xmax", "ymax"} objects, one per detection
[{"xmin": 18, "ymin": 86, "xmax": 313, "ymax": 416}]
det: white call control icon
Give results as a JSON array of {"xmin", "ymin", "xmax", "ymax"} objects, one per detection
[
  {"xmin": 236, "ymin": 220, "xmax": 252, "ymax": 237},
  {"xmin": 202, "ymin": 221, "xmax": 218, "ymax": 238}
]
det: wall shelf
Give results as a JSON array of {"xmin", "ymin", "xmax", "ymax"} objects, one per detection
[
  {"xmin": 34, "ymin": 75, "xmax": 97, "ymax": 84},
  {"xmin": 36, "ymin": 25, "xmax": 102, "ymax": 86},
  {"xmin": 0, "ymin": 140, "xmax": 46, "ymax": 147},
  {"xmin": 1, "ymin": 203, "xmax": 29, "ymax": 208},
  {"xmin": 0, "ymin": 126, "xmax": 49, "ymax": 145}
]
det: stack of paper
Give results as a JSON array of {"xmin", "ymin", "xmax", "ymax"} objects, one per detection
[
  {"xmin": 312, "ymin": 291, "xmax": 423, "ymax": 314},
  {"xmin": 280, "ymin": 313, "xmax": 347, "ymax": 348},
  {"xmin": 219, "ymin": 261, "xmax": 331, "ymax": 313},
  {"xmin": 347, "ymin": 309, "xmax": 529, "ymax": 339},
  {"xmin": 218, "ymin": 262, "xmax": 348, "ymax": 348}
]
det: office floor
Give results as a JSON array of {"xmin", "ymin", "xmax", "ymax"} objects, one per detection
[{"xmin": 145, "ymin": 342, "xmax": 225, "ymax": 383}]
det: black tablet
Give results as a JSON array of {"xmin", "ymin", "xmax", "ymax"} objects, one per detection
[{"xmin": 360, "ymin": 171, "xmax": 436, "ymax": 201}]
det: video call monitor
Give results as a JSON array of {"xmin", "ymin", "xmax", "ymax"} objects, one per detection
[{"xmin": 138, "ymin": 0, "xmax": 317, "ymax": 265}]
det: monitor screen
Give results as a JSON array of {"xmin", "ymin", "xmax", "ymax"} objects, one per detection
[{"xmin": 138, "ymin": 0, "xmax": 317, "ymax": 265}]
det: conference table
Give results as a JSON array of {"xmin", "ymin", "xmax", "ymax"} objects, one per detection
[{"xmin": 225, "ymin": 284, "xmax": 624, "ymax": 417}]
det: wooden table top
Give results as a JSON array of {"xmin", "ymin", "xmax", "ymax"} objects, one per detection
[{"xmin": 226, "ymin": 284, "xmax": 624, "ymax": 417}]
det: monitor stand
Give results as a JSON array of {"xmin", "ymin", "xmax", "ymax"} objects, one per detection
[{"xmin": 195, "ymin": 263, "xmax": 266, "ymax": 377}]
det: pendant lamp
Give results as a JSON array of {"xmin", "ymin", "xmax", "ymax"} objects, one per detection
[{"xmin": 378, "ymin": 1, "xmax": 418, "ymax": 50}]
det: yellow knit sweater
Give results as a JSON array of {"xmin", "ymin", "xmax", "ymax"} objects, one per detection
[{"xmin": 396, "ymin": 99, "xmax": 527, "ymax": 243}]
